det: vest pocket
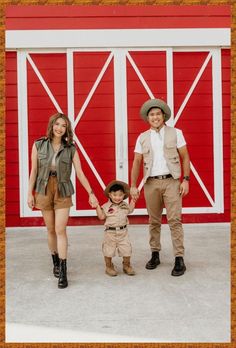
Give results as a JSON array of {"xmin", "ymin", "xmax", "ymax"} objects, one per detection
[
  {"xmin": 169, "ymin": 156, "xmax": 180, "ymax": 163},
  {"xmin": 38, "ymin": 153, "xmax": 48, "ymax": 167},
  {"xmin": 59, "ymin": 157, "xmax": 71, "ymax": 181},
  {"xmin": 164, "ymin": 145, "xmax": 179, "ymax": 159}
]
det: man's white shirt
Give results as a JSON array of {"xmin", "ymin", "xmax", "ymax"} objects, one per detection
[{"xmin": 134, "ymin": 126, "xmax": 186, "ymax": 176}]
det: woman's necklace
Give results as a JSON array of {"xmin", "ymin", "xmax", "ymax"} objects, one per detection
[{"xmin": 52, "ymin": 143, "xmax": 61, "ymax": 153}]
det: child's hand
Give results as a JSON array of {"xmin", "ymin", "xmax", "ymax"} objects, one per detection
[{"xmin": 93, "ymin": 201, "xmax": 101, "ymax": 209}]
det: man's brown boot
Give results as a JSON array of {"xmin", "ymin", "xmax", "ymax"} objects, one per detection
[
  {"xmin": 123, "ymin": 256, "xmax": 135, "ymax": 276},
  {"xmin": 104, "ymin": 256, "xmax": 117, "ymax": 276}
]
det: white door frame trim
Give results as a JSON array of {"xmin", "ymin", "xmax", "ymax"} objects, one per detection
[{"xmin": 6, "ymin": 28, "xmax": 230, "ymax": 49}]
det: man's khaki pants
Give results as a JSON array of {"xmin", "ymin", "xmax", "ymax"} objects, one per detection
[{"xmin": 144, "ymin": 177, "xmax": 184, "ymax": 257}]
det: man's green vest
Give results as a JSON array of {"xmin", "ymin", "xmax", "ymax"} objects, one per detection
[{"xmin": 34, "ymin": 138, "xmax": 76, "ymax": 197}]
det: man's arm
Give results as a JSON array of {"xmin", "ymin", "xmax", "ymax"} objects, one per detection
[
  {"xmin": 130, "ymin": 152, "xmax": 143, "ymax": 200},
  {"xmin": 178, "ymin": 145, "xmax": 190, "ymax": 197},
  {"xmin": 128, "ymin": 199, "xmax": 136, "ymax": 213}
]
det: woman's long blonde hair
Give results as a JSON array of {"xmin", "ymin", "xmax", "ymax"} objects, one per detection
[{"xmin": 46, "ymin": 113, "xmax": 74, "ymax": 145}]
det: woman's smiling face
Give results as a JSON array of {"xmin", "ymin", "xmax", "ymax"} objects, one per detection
[{"xmin": 52, "ymin": 117, "xmax": 67, "ymax": 138}]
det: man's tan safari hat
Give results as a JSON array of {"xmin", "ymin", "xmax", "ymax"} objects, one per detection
[
  {"xmin": 104, "ymin": 180, "xmax": 130, "ymax": 199},
  {"xmin": 140, "ymin": 98, "xmax": 171, "ymax": 122}
]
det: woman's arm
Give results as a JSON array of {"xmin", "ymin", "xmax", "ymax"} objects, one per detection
[
  {"xmin": 27, "ymin": 143, "xmax": 38, "ymax": 209},
  {"xmin": 72, "ymin": 150, "xmax": 98, "ymax": 207}
]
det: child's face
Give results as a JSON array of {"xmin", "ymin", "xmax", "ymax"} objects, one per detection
[{"xmin": 109, "ymin": 190, "xmax": 125, "ymax": 204}]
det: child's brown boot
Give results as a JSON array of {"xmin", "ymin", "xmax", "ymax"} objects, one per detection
[
  {"xmin": 104, "ymin": 256, "xmax": 117, "ymax": 276},
  {"xmin": 123, "ymin": 256, "xmax": 135, "ymax": 276}
]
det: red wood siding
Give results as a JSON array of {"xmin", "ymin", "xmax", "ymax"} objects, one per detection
[
  {"xmin": 6, "ymin": 5, "xmax": 230, "ymax": 30},
  {"xmin": 5, "ymin": 5, "xmax": 231, "ymax": 227},
  {"xmin": 221, "ymin": 49, "xmax": 231, "ymax": 222},
  {"xmin": 127, "ymin": 51, "xmax": 167, "ymax": 209},
  {"xmin": 126, "ymin": 49, "xmax": 230, "ymax": 223},
  {"xmin": 27, "ymin": 53, "xmax": 68, "ymax": 165},
  {"xmin": 185, "ymin": 49, "xmax": 230, "ymax": 223},
  {"xmin": 5, "ymin": 48, "xmax": 231, "ymax": 227},
  {"xmin": 6, "ymin": 52, "xmax": 19, "ymax": 226},
  {"xmin": 73, "ymin": 51, "xmax": 116, "ymax": 209},
  {"xmin": 173, "ymin": 52, "xmax": 214, "ymax": 207},
  {"xmin": 26, "ymin": 52, "xmax": 116, "ymax": 211}
]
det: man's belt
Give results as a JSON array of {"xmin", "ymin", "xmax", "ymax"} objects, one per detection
[
  {"xmin": 149, "ymin": 174, "xmax": 172, "ymax": 180},
  {"xmin": 105, "ymin": 225, "xmax": 127, "ymax": 231}
]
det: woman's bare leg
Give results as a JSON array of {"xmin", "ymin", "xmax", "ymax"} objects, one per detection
[
  {"xmin": 41, "ymin": 209, "xmax": 57, "ymax": 253},
  {"xmin": 54, "ymin": 208, "xmax": 70, "ymax": 259}
]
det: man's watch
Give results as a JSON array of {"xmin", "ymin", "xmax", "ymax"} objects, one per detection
[{"xmin": 183, "ymin": 176, "xmax": 190, "ymax": 181}]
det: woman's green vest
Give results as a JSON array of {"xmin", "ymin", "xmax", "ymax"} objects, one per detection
[{"xmin": 34, "ymin": 137, "xmax": 76, "ymax": 197}]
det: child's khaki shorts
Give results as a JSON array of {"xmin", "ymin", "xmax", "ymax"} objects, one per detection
[
  {"xmin": 102, "ymin": 229, "xmax": 132, "ymax": 257},
  {"xmin": 35, "ymin": 176, "xmax": 73, "ymax": 211}
]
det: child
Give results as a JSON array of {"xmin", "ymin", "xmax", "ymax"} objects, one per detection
[{"xmin": 95, "ymin": 180, "xmax": 136, "ymax": 276}]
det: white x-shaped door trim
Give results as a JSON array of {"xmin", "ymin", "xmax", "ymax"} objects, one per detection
[
  {"xmin": 17, "ymin": 46, "xmax": 224, "ymax": 217},
  {"xmin": 127, "ymin": 49, "xmax": 223, "ymax": 213}
]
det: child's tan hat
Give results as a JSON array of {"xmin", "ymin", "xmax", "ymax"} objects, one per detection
[{"xmin": 104, "ymin": 180, "xmax": 130, "ymax": 199}]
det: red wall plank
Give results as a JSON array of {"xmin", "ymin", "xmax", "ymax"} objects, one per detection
[
  {"xmin": 6, "ymin": 5, "xmax": 231, "ymax": 17},
  {"xmin": 6, "ymin": 5, "xmax": 231, "ymax": 30}
]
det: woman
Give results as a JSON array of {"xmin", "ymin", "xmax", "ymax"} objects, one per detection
[{"xmin": 27, "ymin": 113, "xmax": 98, "ymax": 289}]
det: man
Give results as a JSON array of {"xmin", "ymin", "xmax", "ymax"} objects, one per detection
[{"xmin": 130, "ymin": 98, "xmax": 190, "ymax": 276}]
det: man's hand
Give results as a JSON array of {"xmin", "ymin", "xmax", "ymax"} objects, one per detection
[
  {"xmin": 130, "ymin": 186, "xmax": 140, "ymax": 201},
  {"xmin": 179, "ymin": 181, "xmax": 189, "ymax": 197}
]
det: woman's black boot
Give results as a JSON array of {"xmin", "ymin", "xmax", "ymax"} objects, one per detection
[
  {"xmin": 58, "ymin": 259, "xmax": 68, "ymax": 289},
  {"xmin": 51, "ymin": 253, "xmax": 60, "ymax": 278}
]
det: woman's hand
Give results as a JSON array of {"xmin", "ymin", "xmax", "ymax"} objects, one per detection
[
  {"xmin": 89, "ymin": 192, "xmax": 99, "ymax": 208},
  {"xmin": 27, "ymin": 194, "xmax": 35, "ymax": 209}
]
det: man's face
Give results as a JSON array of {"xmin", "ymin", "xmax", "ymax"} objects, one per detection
[{"xmin": 147, "ymin": 107, "xmax": 165, "ymax": 130}]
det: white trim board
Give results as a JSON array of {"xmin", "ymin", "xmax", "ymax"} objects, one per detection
[
  {"xmin": 6, "ymin": 29, "xmax": 230, "ymax": 49},
  {"xmin": 21, "ymin": 207, "xmax": 225, "ymax": 218},
  {"xmin": 5, "ymin": 222, "xmax": 231, "ymax": 232}
]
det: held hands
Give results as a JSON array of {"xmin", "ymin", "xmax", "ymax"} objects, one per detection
[
  {"xmin": 27, "ymin": 194, "xmax": 35, "ymax": 210},
  {"xmin": 88, "ymin": 192, "xmax": 99, "ymax": 208},
  {"xmin": 130, "ymin": 186, "xmax": 140, "ymax": 201},
  {"xmin": 179, "ymin": 180, "xmax": 189, "ymax": 197},
  {"xmin": 130, "ymin": 197, "xmax": 138, "ymax": 204}
]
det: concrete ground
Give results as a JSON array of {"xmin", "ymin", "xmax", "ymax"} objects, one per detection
[{"xmin": 6, "ymin": 223, "xmax": 230, "ymax": 343}]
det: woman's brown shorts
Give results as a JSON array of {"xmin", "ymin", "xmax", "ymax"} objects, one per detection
[{"xmin": 35, "ymin": 176, "xmax": 73, "ymax": 211}]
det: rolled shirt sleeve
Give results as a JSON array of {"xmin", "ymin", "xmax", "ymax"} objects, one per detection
[{"xmin": 134, "ymin": 128, "xmax": 186, "ymax": 153}]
